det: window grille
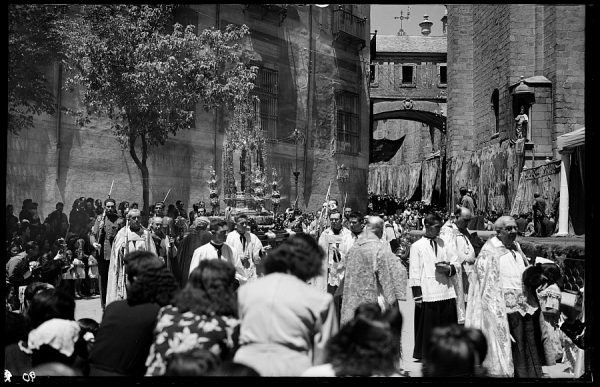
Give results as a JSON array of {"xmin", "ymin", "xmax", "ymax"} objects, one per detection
[
  {"xmin": 252, "ymin": 67, "xmax": 278, "ymax": 139},
  {"xmin": 335, "ymin": 91, "xmax": 360, "ymax": 154}
]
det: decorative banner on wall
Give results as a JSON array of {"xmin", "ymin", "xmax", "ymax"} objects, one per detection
[
  {"xmin": 510, "ymin": 161, "xmax": 561, "ymax": 216},
  {"xmin": 448, "ymin": 141, "xmax": 520, "ymax": 214},
  {"xmin": 407, "ymin": 162, "xmax": 422, "ymax": 200},
  {"xmin": 370, "ymin": 137, "xmax": 406, "ymax": 163},
  {"xmin": 421, "ymin": 157, "xmax": 439, "ymax": 204},
  {"xmin": 368, "ymin": 163, "xmax": 412, "ymax": 199}
]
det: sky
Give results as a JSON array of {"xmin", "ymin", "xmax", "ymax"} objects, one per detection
[{"xmin": 370, "ymin": 4, "xmax": 447, "ymax": 36}]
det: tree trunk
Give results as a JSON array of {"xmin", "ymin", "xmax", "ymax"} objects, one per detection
[{"xmin": 128, "ymin": 133, "xmax": 151, "ymax": 221}]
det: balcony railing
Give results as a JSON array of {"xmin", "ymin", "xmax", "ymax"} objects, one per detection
[{"xmin": 332, "ymin": 8, "xmax": 366, "ymax": 49}]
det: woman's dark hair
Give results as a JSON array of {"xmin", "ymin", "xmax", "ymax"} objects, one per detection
[
  {"xmin": 522, "ymin": 264, "xmax": 545, "ymax": 295},
  {"xmin": 326, "ymin": 302, "xmax": 402, "ymax": 376},
  {"xmin": 125, "ymin": 251, "xmax": 178, "ymax": 307},
  {"xmin": 463, "ymin": 327, "xmax": 487, "ymax": 366},
  {"xmin": 77, "ymin": 318, "xmax": 99, "ymax": 336},
  {"xmin": 31, "ymin": 345, "xmax": 75, "ymax": 368},
  {"xmin": 174, "ymin": 259, "xmax": 237, "ymax": 317},
  {"xmin": 422, "ymin": 324, "xmax": 483, "ymax": 377},
  {"xmin": 208, "ymin": 361, "xmax": 260, "ymax": 376},
  {"xmin": 261, "ymin": 234, "xmax": 324, "ymax": 282},
  {"xmin": 25, "ymin": 288, "xmax": 75, "ymax": 329},
  {"xmin": 165, "ymin": 348, "xmax": 221, "ymax": 376},
  {"xmin": 541, "ymin": 262, "xmax": 562, "ymax": 288},
  {"xmin": 523, "ymin": 262, "xmax": 563, "ymax": 300},
  {"xmin": 24, "ymin": 282, "xmax": 54, "ymax": 309},
  {"xmin": 75, "ymin": 318, "xmax": 100, "ymax": 365}
]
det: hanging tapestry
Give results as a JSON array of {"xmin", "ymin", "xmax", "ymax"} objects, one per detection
[
  {"xmin": 406, "ymin": 162, "xmax": 422, "ymax": 200},
  {"xmin": 510, "ymin": 161, "xmax": 561, "ymax": 217},
  {"xmin": 421, "ymin": 157, "xmax": 440, "ymax": 204}
]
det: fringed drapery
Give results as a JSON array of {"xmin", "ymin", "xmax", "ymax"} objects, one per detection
[
  {"xmin": 421, "ymin": 157, "xmax": 440, "ymax": 204},
  {"xmin": 368, "ymin": 163, "xmax": 412, "ymax": 199},
  {"xmin": 510, "ymin": 161, "xmax": 560, "ymax": 216},
  {"xmin": 407, "ymin": 162, "xmax": 422, "ymax": 201}
]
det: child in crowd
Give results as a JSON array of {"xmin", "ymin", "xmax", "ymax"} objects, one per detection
[{"xmin": 87, "ymin": 255, "xmax": 99, "ymax": 296}]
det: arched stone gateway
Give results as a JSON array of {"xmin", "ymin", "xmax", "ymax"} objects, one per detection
[
  {"xmin": 373, "ymin": 99, "xmax": 447, "ymax": 133},
  {"xmin": 369, "ymin": 99, "xmax": 447, "ymax": 205}
]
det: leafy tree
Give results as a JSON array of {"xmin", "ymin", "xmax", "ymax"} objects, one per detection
[
  {"xmin": 58, "ymin": 4, "xmax": 258, "ymax": 214},
  {"xmin": 8, "ymin": 4, "xmax": 68, "ymax": 134}
]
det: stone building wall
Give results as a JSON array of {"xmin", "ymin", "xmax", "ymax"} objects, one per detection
[
  {"xmin": 446, "ymin": 4, "xmax": 584, "ymax": 213},
  {"xmin": 446, "ymin": 4, "xmax": 474, "ymax": 162},
  {"xmin": 6, "ymin": 4, "xmax": 371, "ymax": 217},
  {"xmin": 545, "ymin": 5, "xmax": 585, "ymax": 155}
]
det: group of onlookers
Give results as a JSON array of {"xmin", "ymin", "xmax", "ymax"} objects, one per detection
[{"xmin": 5, "ymin": 191, "xmax": 585, "ymax": 379}]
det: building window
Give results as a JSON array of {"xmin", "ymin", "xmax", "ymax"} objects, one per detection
[
  {"xmin": 491, "ymin": 89, "xmax": 500, "ymax": 136},
  {"xmin": 402, "ymin": 66, "xmax": 413, "ymax": 84},
  {"xmin": 174, "ymin": 7, "xmax": 198, "ymax": 35},
  {"xmin": 335, "ymin": 91, "xmax": 360, "ymax": 154},
  {"xmin": 396, "ymin": 63, "xmax": 416, "ymax": 88},
  {"xmin": 253, "ymin": 66, "xmax": 278, "ymax": 139},
  {"xmin": 438, "ymin": 63, "xmax": 447, "ymax": 86}
]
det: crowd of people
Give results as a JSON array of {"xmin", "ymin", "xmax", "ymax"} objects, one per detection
[{"xmin": 5, "ymin": 190, "xmax": 585, "ymax": 378}]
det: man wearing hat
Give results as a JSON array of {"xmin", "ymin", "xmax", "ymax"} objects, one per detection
[
  {"xmin": 105, "ymin": 208, "xmax": 157, "ymax": 306},
  {"xmin": 175, "ymin": 215, "xmax": 212, "ymax": 288},
  {"xmin": 91, "ymin": 198, "xmax": 125, "ymax": 310}
]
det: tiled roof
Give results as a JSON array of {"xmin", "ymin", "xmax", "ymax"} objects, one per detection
[{"xmin": 376, "ymin": 35, "xmax": 447, "ymax": 54}]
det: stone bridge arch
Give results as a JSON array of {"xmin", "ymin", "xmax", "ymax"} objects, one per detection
[
  {"xmin": 369, "ymin": 99, "xmax": 448, "ymax": 205},
  {"xmin": 372, "ymin": 99, "xmax": 447, "ymax": 132}
]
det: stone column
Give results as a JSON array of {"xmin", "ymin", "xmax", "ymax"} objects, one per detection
[{"xmin": 556, "ymin": 150, "xmax": 571, "ymax": 236}]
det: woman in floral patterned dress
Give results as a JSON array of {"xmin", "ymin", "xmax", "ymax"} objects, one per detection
[{"xmin": 145, "ymin": 259, "xmax": 240, "ymax": 376}]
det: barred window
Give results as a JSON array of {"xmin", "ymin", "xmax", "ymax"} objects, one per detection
[
  {"xmin": 335, "ymin": 91, "xmax": 360, "ymax": 154},
  {"xmin": 252, "ymin": 67, "xmax": 278, "ymax": 139}
]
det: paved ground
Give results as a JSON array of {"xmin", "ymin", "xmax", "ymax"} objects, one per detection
[{"xmin": 75, "ymin": 285, "xmax": 577, "ymax": 378}]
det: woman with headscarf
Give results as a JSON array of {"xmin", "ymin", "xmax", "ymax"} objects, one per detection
[
  {"xmin": 145, "ymin": 259, "xmax": 240, "ymax": 376},
  {"xmin": 5, "ymin": 287, "xmax": 77, "ymax": 375}
]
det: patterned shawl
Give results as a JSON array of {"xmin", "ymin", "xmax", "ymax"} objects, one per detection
[{"xmin": 465, "ymin": 236, "xmax": 528, "ymax": 377}]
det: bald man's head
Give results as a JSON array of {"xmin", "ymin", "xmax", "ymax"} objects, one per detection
[
  {"xmin": 494, "ymin": 215, "xmax": 516, "ymax": 230},
  {"xmin": 454, "ymin": 206, "xmax": 472, "ymax": 229},
  {"xmin": 366, "ymin": 216, "xmax": 384, "ymax": 239}
]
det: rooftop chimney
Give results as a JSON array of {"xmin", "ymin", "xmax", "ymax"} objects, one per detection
[{"xmin": 419, "ymin": 15, "xmax": 433, "ymax": 36}]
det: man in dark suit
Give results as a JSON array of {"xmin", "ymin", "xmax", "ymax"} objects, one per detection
[{"xmin": 532, "ymin": 192, "xmax": 547, "ymax": 237}]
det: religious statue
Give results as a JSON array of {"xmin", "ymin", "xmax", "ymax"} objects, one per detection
[{"xmin": 515, "ymin": 105, "xmax": 529, "ymax": 140}]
